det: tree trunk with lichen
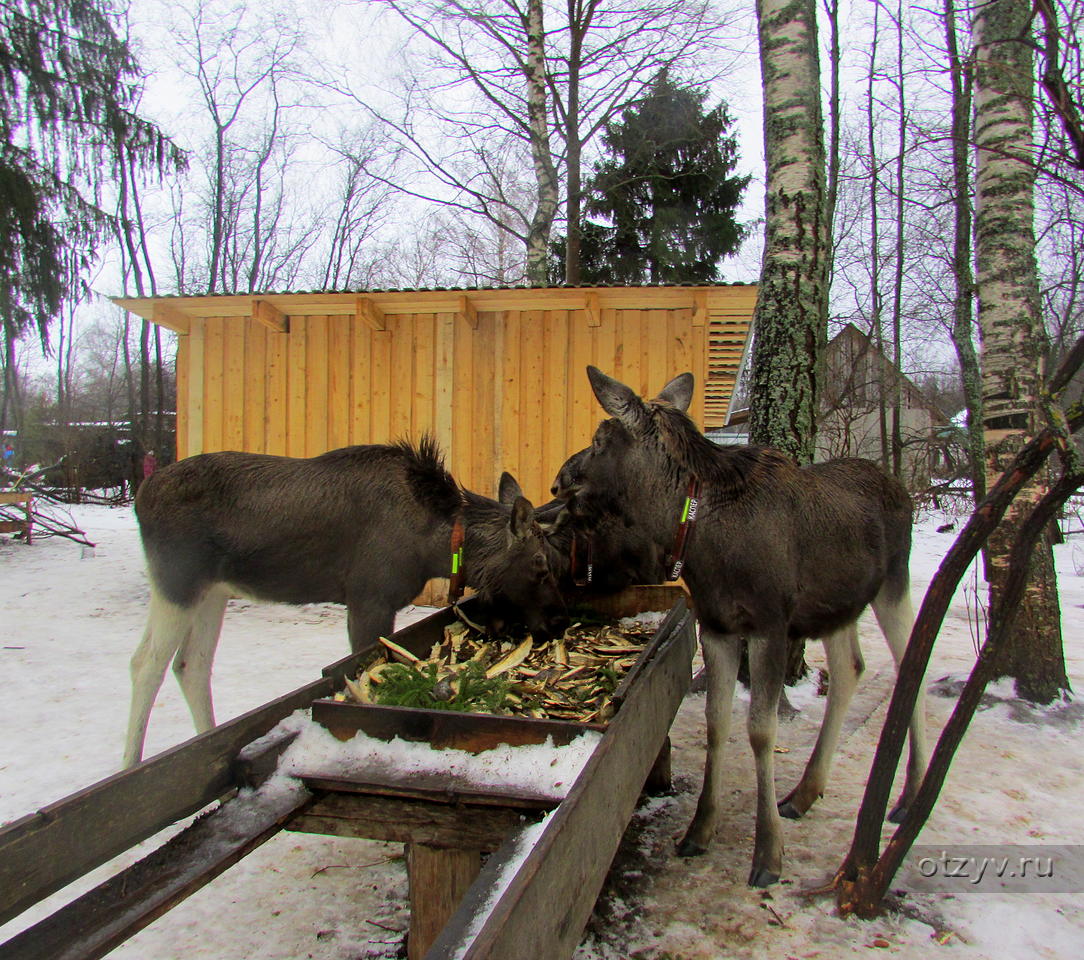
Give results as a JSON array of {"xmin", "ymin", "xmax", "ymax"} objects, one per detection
[
  {"xmin": 525, "ymin": 0, "xmax": 559, "ymax": 286},
  {"xmin": 748, "ymin": 0, "xmax": 829, "ymax": 465},
  {"xmin": 974, "ymin": 0, "xmax": 1069, "ymax": 703},
  {"xmin": 748, "ymin": 0, "xmax": 829, "ymax": 687}
]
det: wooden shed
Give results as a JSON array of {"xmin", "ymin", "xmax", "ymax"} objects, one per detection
[{"xmin": 113, "ymin": 285, "xmax": 756, "ymax": 504}]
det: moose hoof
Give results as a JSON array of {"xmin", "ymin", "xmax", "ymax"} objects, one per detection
[
  {"xmin": 778, "ymin": 799, "xmax": 804, "ymax": 820},
  {"xmin": 677, "ymin": 837, "xmax": 708, "ymax": 858},
  {"xmin": 748, "ymin": 866, "xmax": 780, "ymax": 888},
  {"xmin": 887, "ymin": 802, "xmax": 908, "ymax": 824}
]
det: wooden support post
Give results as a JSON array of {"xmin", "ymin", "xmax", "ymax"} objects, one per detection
[
  {"xmin": 457, "ymin": 295, "xmax": 479, "ymax": 329},
  {"xmin": 252, "ymin": 299, "xmax": 289, "ymax": 333},
  {"xmin": 357, "ymin": 297, "xmax": 386, "ymax": 332},
  {"xmin": 584, "ymin": 291, "xmax": 601, "ymax": 327},
  {"xmin": 644, "ymin": 736, "xmax": 672, "ymax": 795},
  {"xmin": 692, "ymin": 290, "xmax": 708, "ymax": 326},
  {"xmin": 407, "ymin": 843, "xmax": 481, "ymax": 960}
]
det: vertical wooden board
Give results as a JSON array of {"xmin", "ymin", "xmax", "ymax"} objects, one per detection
[
  {"xmin": 596, "ymin": 309, "xmax": 617, "ymax": 381},
  {"xmin": 305, "ymin": 316, "xmax": 330, "ymax": 456},
  {"xmin": 670, "ymin": 307, "xmax": 696, "ymax": 421},
  {"xmin": 451, "ymin": 314, "xmax": 475, "ymax": 488},
  {"xmin": 175, "ymin": 335, "xmax": 190, "ymax": 460},
  {"xmin": 434, "ymin": 313, "xmax": 455, "ymax": 462},
  {"xmin": 472, "ymin": 312, "xmax": 497, "ymax": 496},
  {"xmin": 389, "ymin": 315, "xmax": 413, "ymax": 442},
  {"xmin": 202, "ymin": 317, "xmax": 225, "ymax": 453},
  {"xmin": 412, "ymin": 313, "xmax": 436, "ymax": 438},
  {"xmin": 567, "ymin": 308, "xmax": 594, "ymax": 456},
  {"xmin": 287, "ymin": 317, "xmax": 308, "ymax": 457},
  {"xmin": 351, "ymin": 321, "xmax": 372, "ymax": 445},
  {"xmin": 619, "ymin": 310, "xmax": 642, "ymax": 397},
  {"xmin": 223, "ymin": 318, "xmax": 246, "ymax": 451},
  {"xmin": 646, "ymin": 310, "xmax": 668, "ymax": 398},
  {"xmin": 542, "ymin": 311, "xmax": 569, "ymax": 499},
  {"xmin": 265, "ymin": 332, "xmax": 288, "ymax": 456},
  {"xmin": 499, "ymin": 311, "xmax": 521, "ymax": 492},
  {"xmin": 691, "ymin": 316, "xmax": 709, "ymax": 428},
  {"xmin": 243, "ymin": 324, "xmax": 267, "ymax": 453},
  {"xmin": 328, "ymin": 316, "xmax": 352, "ymax": 451},
  {"xmin": 370, "ymin": 330, "xmax": 392, "ymax": 444},
  {"xmin": 518, "ymin": 310, "xmax": 545, "ymax": 502}
]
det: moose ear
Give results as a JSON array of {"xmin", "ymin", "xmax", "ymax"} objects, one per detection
[
  {"xmin": 586, "ymin": 365, "xmax": 649, "ymax": 431},
  {"xmin": 657, "ymin": 372, "xmax": 694, "ymax": 412},
  {"xmin": 498, "ymin": 471, "xmax": 524, "ymax": 505},
  {"xmin": 510, "ymin": 495, "xmax": 535, "ymax": 540}
]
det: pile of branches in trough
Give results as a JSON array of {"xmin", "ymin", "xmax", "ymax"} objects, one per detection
[{"xmin": 1, "ymin": 463, "xmax": 96, "ymax": 548}]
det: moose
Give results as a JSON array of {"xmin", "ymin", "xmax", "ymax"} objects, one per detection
[
  {"xmin": 124, "ymin": 437, "xmax": 567, "ymax": 767},
  {"xmin": 553, "ymin": 367, "xmax": 927, "ymax": 887},
  {"xmin": 497, "ymin": 471, "xmax": 666, "ymax": 596}
]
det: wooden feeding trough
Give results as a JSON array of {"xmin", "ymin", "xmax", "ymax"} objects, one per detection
[{"xmin": 0, "ymin": 586, "xmax": 696, "ymax": 960}]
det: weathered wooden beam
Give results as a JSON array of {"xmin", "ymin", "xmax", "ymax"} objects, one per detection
[
  {"xmin": 357, "ymin": 296, "xmax": 386, "ymax": 331},
  {"xmin": 457, "ymin": 295, "xmax": 479, "ymax": 329},
  {"xmin": 584, "ymin": 291, "xmax": 601, "ymax": 327},
  {"xmin": 0, "ymin": 676, "xmax": 334, "ymax": 928},
  {"xmin": 151, "ymin": 302, "xmax": 190, "ymax": 335},
  {"xmin": 311, "ymin": 699, "xmax": 602, "ymax": 753},
  {"xmin": 0, "ymin": 787, "xmax": 313, "ymax": 960},
  {"xmin": 409, "ymin": 845, "xmax": 482, "ymax": 960},
  {"xmin": 288, "ymin": 792, "xmax": 542, "ymax": 849},
  {"xmin": 251, "ymin": 299, "xmax": 289, "ymax": 333}
]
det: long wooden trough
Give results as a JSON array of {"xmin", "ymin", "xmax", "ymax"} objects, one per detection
[{"xmin": 0, "ymin": 587, "xmax": 696, "ymax": 960}]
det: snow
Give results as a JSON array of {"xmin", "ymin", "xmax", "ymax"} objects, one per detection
[{"xmin": 1, "ymin": 499, "xmax": 1082, "ymax": 958}]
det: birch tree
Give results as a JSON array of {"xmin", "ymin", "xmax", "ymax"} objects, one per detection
[
  {"xmin": 748, "ymin": 0, "xmax": 830, "ymax": 464},
  {"xmin": 973, "ymin": 0, "xmax": 1068, "ymax": 702}
]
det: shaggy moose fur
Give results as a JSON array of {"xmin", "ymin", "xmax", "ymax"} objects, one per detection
[
  {"xmin": 552, "ymin": 367, "xmax": 927, "ymax": 887},
  {"xmin": 125, "ymin": 437, "xmax": 566, "ymax": 767}
]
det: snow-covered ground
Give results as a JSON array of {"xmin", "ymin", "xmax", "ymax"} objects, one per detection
[{"xmin": 0, "ymin": 499, "xmax": 1081, "ymax": 958}]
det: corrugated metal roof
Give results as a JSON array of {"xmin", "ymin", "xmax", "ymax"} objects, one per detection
[{"xmin": 120, "ymin": 280, "xmax": 755, "ymax": 301}]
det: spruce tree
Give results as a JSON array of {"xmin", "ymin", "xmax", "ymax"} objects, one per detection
[
  {"xmin": 553, "ymin": 75, "xmax": 748, "ymax": 284},
  {"xmin": 0, "ymin": 0, "xmax": 183, "ymax": 345}
]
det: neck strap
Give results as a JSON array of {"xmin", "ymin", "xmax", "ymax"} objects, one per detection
[
  {"xmin": 571, "ymin": 530, "xmax": 594, "ymax": 587},
  {"xmin": 448, "ymin": 515, "xmax": 466, "ymax": 603},
  {"xmin": 665, "ymin": 477, "xmax": 701, "ymax": 581}
]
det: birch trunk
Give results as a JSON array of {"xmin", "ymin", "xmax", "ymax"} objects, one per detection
[
  {"xmin": 973, "ymin": 0, "xmax": 1068, "ymax": 702},
  {"xmin": 525, "ymin": 0, "xmax": 559, "ymax": 286},
  {"xmin": 748, "ymin": 0, "xmax": 829, "ymax": 464},
  {"xmin": 944, "ymin": 0, "xmax": 985, "ymax": 504}
]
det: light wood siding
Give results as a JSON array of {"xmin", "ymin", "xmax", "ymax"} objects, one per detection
[{"xmin": 128, "ymin": 287, "xmax": 753, "ymax": 503}]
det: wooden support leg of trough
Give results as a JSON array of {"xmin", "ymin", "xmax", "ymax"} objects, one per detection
[
  {"xmin": 407, "ymin": 842, "xmax": 482, "ymax": 960},
  {"xmin": 644, "ymin": 736, "xmax": 673, "ymax": 795}
]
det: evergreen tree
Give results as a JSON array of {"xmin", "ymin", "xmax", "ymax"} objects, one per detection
[
  {"xmin": 0, "ymin": 0, "xmax": 183, "ymax": 346},
  {"xmin": 552, "ymin": 75, "xmax": 749, "ymax": 284}
]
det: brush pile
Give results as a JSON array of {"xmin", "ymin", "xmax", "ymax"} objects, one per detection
[{"xmin": 336, "ymin": 615, "xmax": 658, "ymax": 724}]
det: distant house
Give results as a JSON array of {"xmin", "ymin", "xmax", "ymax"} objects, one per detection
[
  {"xmin": 716, "ymin": 323, "xmax": 952, "ymax": 490},
  {"xmin": 817, "ymin": 323, "xmax": 951, "ymax": 488}
]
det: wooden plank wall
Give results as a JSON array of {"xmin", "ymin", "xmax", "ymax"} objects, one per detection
[{"xmin": 177, "ymin": 304, "xmax": 717, "ymax": 505}]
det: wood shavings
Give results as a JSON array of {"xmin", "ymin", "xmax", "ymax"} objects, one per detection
[{"xmin": 341, "ymin": 616, "xmax": 655, "ymax": 724}]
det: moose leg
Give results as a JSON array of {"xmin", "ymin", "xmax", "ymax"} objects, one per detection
[
  {"xmin": 172, "ymin": 586, "xmax": 229, "ymax": 735},
  {"xmin": 678, "ymin": 629, "xmax": 741, "ymax": 858},
  {"xmin": 346, "ymin": 599, "xmax": 398, "ymax": 655},
  {"xmin": 124, "ymin": 589, "xmax": 194, "ymax": 767},
  {"xmin": 873, "ymin": 585, "xmax": 928, "ymax": 822},
  {"xmin": 779, "ymin": 623, "xmax": 863, "ymax": 819},
  {"xmin": 746, "ymin": 630, "xmax": 788, "ymax": 887}
]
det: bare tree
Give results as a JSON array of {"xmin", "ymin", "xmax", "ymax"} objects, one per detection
[{"xmin": 973, "ymin": 0, "xmax": 1067, "ymax": 703}]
